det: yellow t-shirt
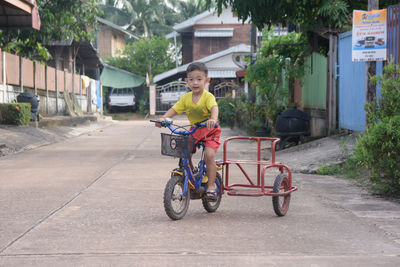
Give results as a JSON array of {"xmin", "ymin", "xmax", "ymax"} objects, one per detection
[{"xmin": 172, "ymin": 90, "xmax": 217, "ymax": 126}]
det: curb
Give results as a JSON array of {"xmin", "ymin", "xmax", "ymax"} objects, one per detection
[{"xmin": 33, "ymin": 115, "xmax": 99, "ymax": 128}]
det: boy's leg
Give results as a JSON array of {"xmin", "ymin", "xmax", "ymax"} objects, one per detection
[{"xmin": 204, "ymin": 146, "xmax": 217, "ymax": 191}]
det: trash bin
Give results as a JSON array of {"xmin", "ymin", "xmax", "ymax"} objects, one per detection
[{"xmin": 17, "ymin": 92, "xmax": 40, "ymax": 122}]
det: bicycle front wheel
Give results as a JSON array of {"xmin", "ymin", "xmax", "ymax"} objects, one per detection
[{"xmin": 163, "ymin": 175, "xmax": 190, "ymax": 220}]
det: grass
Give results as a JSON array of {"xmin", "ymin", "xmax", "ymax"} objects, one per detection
[
  {"xmin": 316, "ymin": 157, "xmax": 363, "ymax": 180},
  {"xmin": 316, "ymin": 158, "xmax": 400, "ymax": 201}
]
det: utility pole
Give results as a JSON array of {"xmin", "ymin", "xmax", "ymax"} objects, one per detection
[{"xmin": 365, "ymin": 0, "xmax": 379, "ymax": 128}]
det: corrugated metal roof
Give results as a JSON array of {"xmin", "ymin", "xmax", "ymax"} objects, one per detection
[
  {"xmin": 173, "ymin": 8, "xmax": 216, "ymax": 31},
  {"xmin": 208, "ymin": 69, "xmax": 237, "ymax": 78},
  {"xmin": 96, "ymin": 17, "xmax": 139, "ymax": 40},
  {"xmin": 194, "ymin": 28, "xmax": 233, "ymax": 37}
]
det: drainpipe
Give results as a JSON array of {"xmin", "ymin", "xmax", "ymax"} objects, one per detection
[
  {"xmin": 19, "ymin": 56, "xmax": 23, "ymax": 93},
  {"xmin": 174, "ymin": 32, "xmax": 178, "ymax": 68}
]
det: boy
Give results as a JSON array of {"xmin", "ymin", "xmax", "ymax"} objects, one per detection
[{"xmin": 157, "ymin": 62, "xmax": 221, "ymax": 201}]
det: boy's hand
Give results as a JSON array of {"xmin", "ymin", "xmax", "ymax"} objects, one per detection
[
  {"xmin": 207, "ymin": 119, "xmax": 217, "ymax": 129},
  {"xmin": 155, "ymin": 118, "xmax": 164, "ymax": 128}
]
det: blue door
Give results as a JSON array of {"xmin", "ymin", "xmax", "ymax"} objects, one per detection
[{"xmin": 338, "ymin": 31, "xmax": 382, "ymax": 132}]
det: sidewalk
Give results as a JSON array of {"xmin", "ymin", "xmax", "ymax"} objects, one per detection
[{"xmin": 0, "ymin": 115, "xmax": 115, "ymax": 157}]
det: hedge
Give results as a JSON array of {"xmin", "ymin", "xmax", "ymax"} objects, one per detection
[{"xmin": 0, "ymin": 103, "xmax": 31, "ymax": 125}]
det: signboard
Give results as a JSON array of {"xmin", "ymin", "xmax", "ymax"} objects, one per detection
[{"xmin": 352, "ymin": 9, "xmax": 387, "ymax": 62}]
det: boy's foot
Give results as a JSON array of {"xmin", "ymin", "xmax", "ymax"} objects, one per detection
[{"xmin": 205, "ymin": 188, "xmax": 218, "ymax": 202}]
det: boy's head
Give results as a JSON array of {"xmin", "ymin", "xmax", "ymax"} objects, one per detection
[
  {"xmin": 185, "ymin": 62, "xmax": 210, "ymax": 93},
  {"xmin": 186, "ymin": 62, "xmax": 208, "ymax": 76}
]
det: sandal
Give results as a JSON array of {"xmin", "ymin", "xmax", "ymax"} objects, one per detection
[{"xmin": 205, "ymin": 189, "xmax": 218, "ymax": 202}]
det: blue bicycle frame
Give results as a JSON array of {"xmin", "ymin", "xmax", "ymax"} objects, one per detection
[{"xmin": 163, "ymin": 121, "xmax": 221, "ymax": 199}]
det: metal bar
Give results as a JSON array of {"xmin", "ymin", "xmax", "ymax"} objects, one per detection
[
  {"xmin": 235, "ymin": 163, "xmax": 255, "ymax": 186},
  {"xmin": 225, "ymin": 184, "xmax": 273, "ymax": 189},
  {"xmin": 225, "ymin": 163, "xmax": 229, "ymax": 188}
]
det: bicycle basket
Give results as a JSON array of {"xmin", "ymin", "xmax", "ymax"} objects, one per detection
[{"xmin": 161, "ymin": 133, "xmax": 196, "ymax": 158}]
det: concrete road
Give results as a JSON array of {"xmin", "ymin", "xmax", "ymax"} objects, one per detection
[{"xmin": 1, "ymin": 120, "xmax": 400, "ymax": 266}]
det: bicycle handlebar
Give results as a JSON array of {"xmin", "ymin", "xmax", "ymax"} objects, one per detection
[{"xmin": 150, "ymin": 119, "xmax": 218, "ymax": 135}]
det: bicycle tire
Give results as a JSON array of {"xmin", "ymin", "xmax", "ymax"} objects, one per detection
[
  {"xmin": 163, "ymin": 175, "xmax": 190, "ymax": 220},
  {"xmin": 272, "ymin": 173, "xmax": 291, "ymax": 216},
  {"xmin": 202, "ymin": 172, "xmax": 223, "ymax": 213}
]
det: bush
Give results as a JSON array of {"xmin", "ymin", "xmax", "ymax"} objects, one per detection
[
  {"xmin": 0, "ymin": 103, "xmax": 31, "ymax": 125},
  {"xmin": 354, "ymin": 60, "xmax": 400, "ymax": 197},
  {"xmin": 138, "ymin": 89, "xmax": 149, "ymax": 115},
  {"xmin": 354, "ymin": 115, "xmax": 400, "ymax": 196},
  {"xmin": 217, "ymin": 96, "xmax": 236, "ymax": 128}
]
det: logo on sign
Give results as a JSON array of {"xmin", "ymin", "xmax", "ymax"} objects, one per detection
[{"xmin": 170, "ymin": 138, "xmax": 177, "ymax": 150}]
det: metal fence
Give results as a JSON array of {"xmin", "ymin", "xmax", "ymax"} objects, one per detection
[{"xmin": 387, "ymin": 4, "xmax": 400, "ymax": 65}]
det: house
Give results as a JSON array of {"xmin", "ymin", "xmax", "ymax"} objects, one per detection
[
  {"xmin": 94, "ymin": 17, "xmax": 139, "ymax": 59},
  {"xmin": 0, "ymin": 0, "xmax": 40, "ymax": 30},
  {"xmin": 47, "ymin": 17, "xmax": 139, "ymax": 80},
  {"xmin": 167, "ymin": 7, "xmax": 255, "ymax": 64},
  {"xmin": 150, "ymin": 6, "xmax": 255, "ymax": 115}
]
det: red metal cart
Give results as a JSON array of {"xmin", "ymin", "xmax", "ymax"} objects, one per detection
[{"xmin": 216, "ymin": 136, "xmax": 297, "ymax": 216}]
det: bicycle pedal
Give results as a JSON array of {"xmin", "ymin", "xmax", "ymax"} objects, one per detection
[{"xmin": 197, "ymin": 186, "xmax": 205, "ymax": 194}]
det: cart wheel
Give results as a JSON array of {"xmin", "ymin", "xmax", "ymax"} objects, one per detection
[
  {"xmin": 164, "ymin": 175, "xmax": 190, "ymax": 220},
  {"xmin": 272, "ymin": 173, "xmax": 291, "ymax": 216},
  {"xmin": 202, "ymin": 172, "xmax": 223, "ymax": 213}
]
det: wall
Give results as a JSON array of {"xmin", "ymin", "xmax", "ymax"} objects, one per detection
[
  {"xmin": 192, "ymin": 24, "xmax": 251, "ymax": 60},
  {"xmin": 0, "ymin": 49, "xmax": 96, "ymax": 116},
  {"xmin": 337, "ymin": 31, "xmax": 383, "ymax": 132},
  {"xmin": 98, "ymin": 26, "xmax": 126, "ymax": 58},
  {"xmin": 300, "ymin": 52, "xmax": 328, "ymax": 137}
]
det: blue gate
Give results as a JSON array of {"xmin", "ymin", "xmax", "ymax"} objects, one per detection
[{"xmin": 338, "ymin": 31, "xmax": 382, "ymax": 132}]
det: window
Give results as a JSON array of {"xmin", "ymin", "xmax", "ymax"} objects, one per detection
[{"xmin": 198, "ymin": 38, "xmax": 229, "ymax": 55}]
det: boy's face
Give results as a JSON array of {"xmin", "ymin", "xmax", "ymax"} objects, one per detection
[{"xmin": 185, "ymin": 70, "xmax": 210, "ymax": 94}]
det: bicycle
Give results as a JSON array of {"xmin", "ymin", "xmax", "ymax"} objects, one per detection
[{"xmin": 150, "ymin": 118, "xmax": 222, "ymax": 220}]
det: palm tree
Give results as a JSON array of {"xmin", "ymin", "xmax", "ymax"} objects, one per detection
[
  {"xmin": 118, "ymin": 0, "xmax": 163, "ymax": 37},
  {"xmin": 99, "ymin": 0, "xmax": 130, "ymax": 26},
  {"xmin": 100, "ymin": 0, "xmax": 214, "ymax": 38},
  {"xmin": 178, "ymin": 0, "xmax": 213, "ymax": 20}
]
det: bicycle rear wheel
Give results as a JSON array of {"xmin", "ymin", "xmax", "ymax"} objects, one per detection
[{"xmin": 164, "ymin": 175, "xmax": 190, "ymax": 220}]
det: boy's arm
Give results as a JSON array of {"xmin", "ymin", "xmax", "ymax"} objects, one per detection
[
  {"xmin": 162, "ymin": 108, "xmax": 178, "ymax": 119},
  {"xmin": 207, "ymin": 105, "xmax": 219, "ymax": 129}
]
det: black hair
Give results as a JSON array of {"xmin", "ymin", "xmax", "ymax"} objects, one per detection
[{"xmin": 186, "ymin": 62, "xmax": 208, "ymax": 76}]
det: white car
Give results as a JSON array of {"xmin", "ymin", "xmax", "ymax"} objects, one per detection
[{"xmin": 108, "ymin": 88, "xmax": 136, "ymax": 112}]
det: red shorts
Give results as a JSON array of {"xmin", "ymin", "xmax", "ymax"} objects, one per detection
[{"xmin": 190, "ymin": 125, "xmax": 221, "ymax": 152}]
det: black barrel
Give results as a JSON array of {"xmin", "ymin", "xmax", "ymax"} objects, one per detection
[
  {"xmin": 275, "ymin": 107, "xmax": 310, "ymax": 150},
  {"xmin": 275, "ymin": 107, "xmax": 311, "ymax": 137},
  {"xmin": 17, "ymin": 92, "xmax": 39, "ymax": 112}
]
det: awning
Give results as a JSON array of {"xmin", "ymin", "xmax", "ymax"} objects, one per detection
[
  {"xmin": 0, "ymin": 0, "xmax": 41, "ymax": 30},
  {"xmin": 194, "ymin": 28, "xmax": 234, "ymax": 37},
  {"xmin": 100, "ymin": 64, "xmax": 144, "ymax": 88}
]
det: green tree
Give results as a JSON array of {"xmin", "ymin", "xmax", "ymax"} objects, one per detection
[
  {"xmin": 179, "ymin": 0, "xmax": 213, "ymax": 20},
  {"xmin": 105, "ymin": 36, "xmax": 175, "ymax": 78},
  {"xmin": 0, "ymin": 0, "xmax": 102, "ymax": 60},
  {"xmin": 100, "ymin": 0, "xmax": 213, "ymax": 37},
  {"xmin": 246, "ymin": 30, "xmax": 308, "ymax": 131},
  {"xmin": 117, "ymin": 0, "xmax": 179, "ymax": 37},
  {"xmin": 205, "ymin": 0, "xmax": 399, "ymax": 30}
]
